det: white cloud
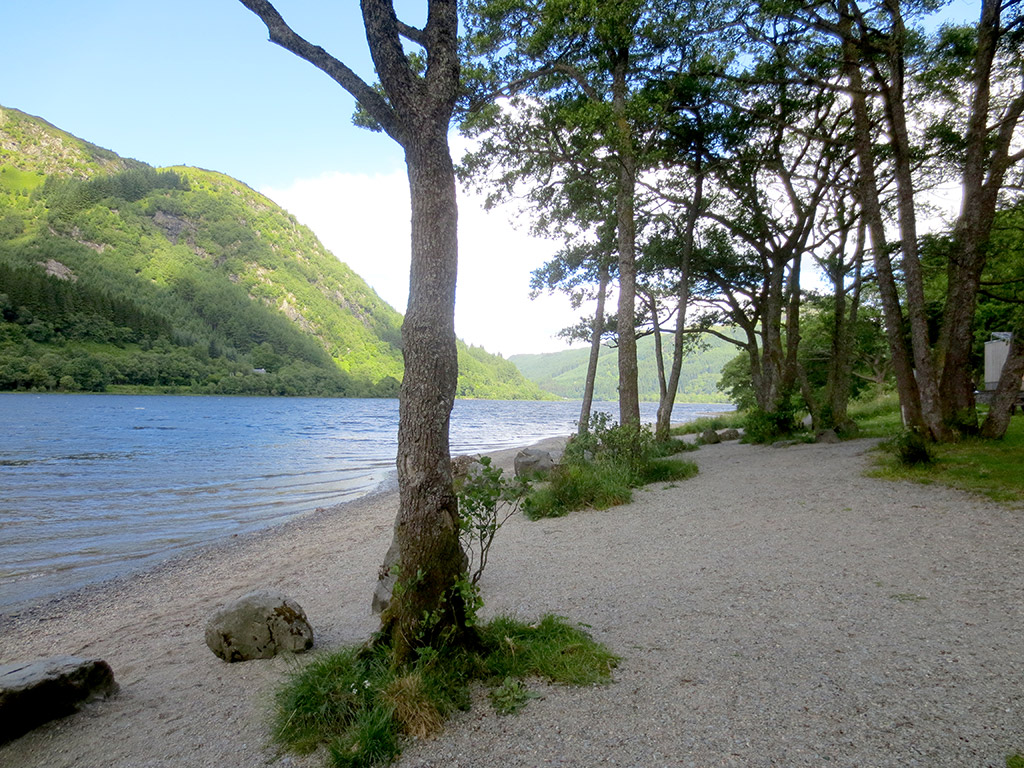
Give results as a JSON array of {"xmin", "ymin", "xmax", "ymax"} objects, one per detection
[{"xmin": 262, "ymin": 171, "xmax": 587, "ymax": 357}]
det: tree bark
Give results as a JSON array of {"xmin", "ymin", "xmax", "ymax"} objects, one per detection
[
  {"xmin": 837, "ymin": 1, "xmax": 923, "ymax": 431},
  {"xmin": 980, "ymin": 338, "xmax": 1024, "ymax": 439},
  {"xmin": 579, "ymin": 263, "xmax": 609, "ymax": 434},
  {"xmin": 612, "ymin": 51, "xmax": 641, "ymax": 426},
  {"xmin": 239, "ymin": 0, "xmax": 468, "ymax": 661},
  {"xmin": 382, "ymin": 130, "xmax": 466, "ymax": 659},
  {"xmin": 826, "ymin": 217, "xmax": 865, "ymax": 427}
]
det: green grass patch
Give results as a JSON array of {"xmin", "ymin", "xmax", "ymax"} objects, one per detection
[
  {"xmin": 480, "ymin": 614, "xmax": 621, "ymax": 685},
  {"xmin": 524, "ymin": 460, "xmax": 635, "ymax": 519},
  {"xmin": 869, "ymin": 416, "xmax": 1024, "ymax": 505},
  {"xmin": 272, "ymin": 614, "xmax": 617, "ymax": 767},
  {"xmin": 847, "ymin": 393, "xmax": 904, "ymax": 438},
  {"xmin": 670, "ymin": 411, "xmax": 745, "ymax": 436},
  {"xmin": 856, "ymin": 395, "xmax": 1024, "ymax": 506},
  {"xmin": 1007, "ymin": 753, "xmax": 1024, "ymax": 768}
]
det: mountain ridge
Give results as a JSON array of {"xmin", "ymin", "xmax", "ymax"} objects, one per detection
[
  {"xmin": 0, "ymin": 105, "xmax": 551, "ymax": 400},
  {"xmin": 510, "ymin": 331, "xmax": 739, "ymax": 403}
]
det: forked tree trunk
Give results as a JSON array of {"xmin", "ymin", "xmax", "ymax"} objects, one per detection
[
  {"xmin": 237, "ymin": 0, "xmax": 468, "ymax": 661},
  {"xmin": 579, "ymin": 264, "xmax": 609, "ymax": 434},
  {"xmin": 656, "ymin": 172, "xmax": 700, "ymax": 442},
  {"xmin": 838, "ymin": 4, "xmax": 924, "ymax": 431}
]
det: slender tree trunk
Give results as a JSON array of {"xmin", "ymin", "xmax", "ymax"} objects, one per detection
[
  {"xmin": 612, "ymin": 53, "xmax": 640, "ymax": 426},
  {"xmin": 838, "ymin": 6, "xmax": 923, "ymax": 430},
  {"xmin": 827, "ymin": 218, "xmax": 865, "ymax": 427},
  {"xmin": 781, "ymin": 251, "xmax": 802, "ymax": 399},
  {"xmin": 656, "ymin": 171, "xmax": 700, "ymax": 442},
  {"xmin": 882, "ymin": 15, "xmax": 946, "ymax": 439},
  {"xmin": 650, "ymin": 293, "xmax": 668, "ymax": 405},
  {"xmin": 579, "ymin": 262, "xmax": 609, "ymax": 434},
  {"xmin": 980, "ymin": 338, "xmax": 1024, "ymax": 438}
]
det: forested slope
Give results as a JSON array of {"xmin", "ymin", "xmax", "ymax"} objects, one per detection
[
  {"xmin": 0, "ymin": 106, "xmax": 550, "ymax": 399},
  {"xmin": 511, "ymin": 331, "xmax": 740, "ymax": 403}
]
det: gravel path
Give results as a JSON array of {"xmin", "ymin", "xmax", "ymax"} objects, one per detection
[{"xmin": 2, "ymin": 437, "xmax": 1022, "ymax": 767}]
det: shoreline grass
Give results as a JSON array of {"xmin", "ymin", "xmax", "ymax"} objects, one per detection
[{"xmin": 272, "ymin": 614, "xmax": 619, "ymax": 768}]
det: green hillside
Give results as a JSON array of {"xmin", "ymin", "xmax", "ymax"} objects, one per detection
[
  {"xmin": 0, "ymin": 106, "xmax": 550, "ymax": 400},
  {"xmin": 510, "ymin": 331, "xmax": 740, "ymax": 403}
]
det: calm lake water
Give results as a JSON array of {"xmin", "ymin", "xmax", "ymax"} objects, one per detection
[{"xmin": 0, "ymin": 394, "xmax": 730, "ymax": 613}]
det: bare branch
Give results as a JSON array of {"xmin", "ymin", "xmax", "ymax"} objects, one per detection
[{"xmin": 238, "ymin": 0, "xmax": 399, "ymax": 137}]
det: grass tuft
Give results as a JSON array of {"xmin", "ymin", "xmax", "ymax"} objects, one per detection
[
  {"xmin": 480, "ymin": 614, "xmax": 620, "ymax": 685},
  {"xmin": 272, "ymin": 614, "xmax": 617, "ymax": 767},
  {"xmin": 382, "ymin": 672, "xmax": 445, "ymax": 740}
]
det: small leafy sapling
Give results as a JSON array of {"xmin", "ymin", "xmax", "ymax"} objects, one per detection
[{"xmin": 455, "ymin": 456, "xmax": 529, "ymax": 587}]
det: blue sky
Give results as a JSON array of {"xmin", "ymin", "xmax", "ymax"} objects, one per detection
[
  {"xmin": 1, "ymin": 0, "xmax": 574, "ymax": 356},
  {"xmin": 1, "ymin": 1, "xmax": 980, "ymax": 356},
  {"xmin": 2, "ymin": 1, "xmax": 405, "ymax": 188}
]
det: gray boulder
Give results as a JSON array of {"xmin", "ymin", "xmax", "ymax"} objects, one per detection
[
  {"xmin": 815, "ymin": 428, "xmax": 841, "ymax": 444},
  {"xmin": 700, "ymin": 428, "xmax": 721, "ymax": 444},
  {"xmin": 205, "ymin": 590, "xmax": 314, "ymax": 662},
  {"xmin": 718, "ymin": 428, "xmax": 741, "ymax": 441},
  {"xmin": 0, "ymin": 656, "xmax": 117, "ymax": 743},
  {"xmin": 451, "ymin": 454, "xmax": 481, "ymax": 481},
  {"xmin": 514, "ymin": 448, "xmax": 555, "ymax": 478}
]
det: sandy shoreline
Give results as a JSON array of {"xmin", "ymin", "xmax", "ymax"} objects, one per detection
[{"xmin": 2, "ymin": 436, "xmax": 1023, "ymax": 767}]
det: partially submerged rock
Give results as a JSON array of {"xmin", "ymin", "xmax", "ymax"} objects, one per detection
[
  {"xmin": 204, "ymin": 590, "xmax": 313, "ymax": 662},
  {"xmin": 0, "ymin": 655, "xmax": 117, "ymax": 743}
]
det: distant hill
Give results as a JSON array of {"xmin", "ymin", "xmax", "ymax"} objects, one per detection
[
  {"xmin": 0, "ymin": 105, "xmax": 550, "ymax": 400},
  {"xmin": 510, "ymin": 331, "xmax": 741, "ymax": 403}
]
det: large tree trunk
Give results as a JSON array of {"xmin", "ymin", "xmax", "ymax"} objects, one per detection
[
  {"xmin": 240, "ymin": 0, "xmax": 469, "ymax": 662},
  {"xmin": 579, "ymin": 263, "xmax": 609, "ymax": 434},
  {"xmin": 980, "ymin": 338, "xmax": 1024, "ymax": 439},
  {"xmin": 938, "ymin": 0, "xmax": 1023, "ymax": 435},
  {"xmin": 380, "ymin": 130, "xmax": 467, "ymax": 661}
]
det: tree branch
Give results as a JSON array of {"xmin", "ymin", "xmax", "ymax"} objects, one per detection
[{"xmin": 238, "ymin": 0, "xmax": 399, "ymax": 138}]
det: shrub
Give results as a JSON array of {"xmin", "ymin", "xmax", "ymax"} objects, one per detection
[
  {"xmin": 455, "ymin": 456, "xmax": 528, "ymax": 588},
  {"xmin": 885, "ymin": 428, "xmax": 935, "ymax": 467},
  {"xmin": 742, "ymin": 405, "xmax": 801, "ymax": 444},
  {"xmin": 525, "ymin": 413, "xmax": 698, "ymax": 518}
]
